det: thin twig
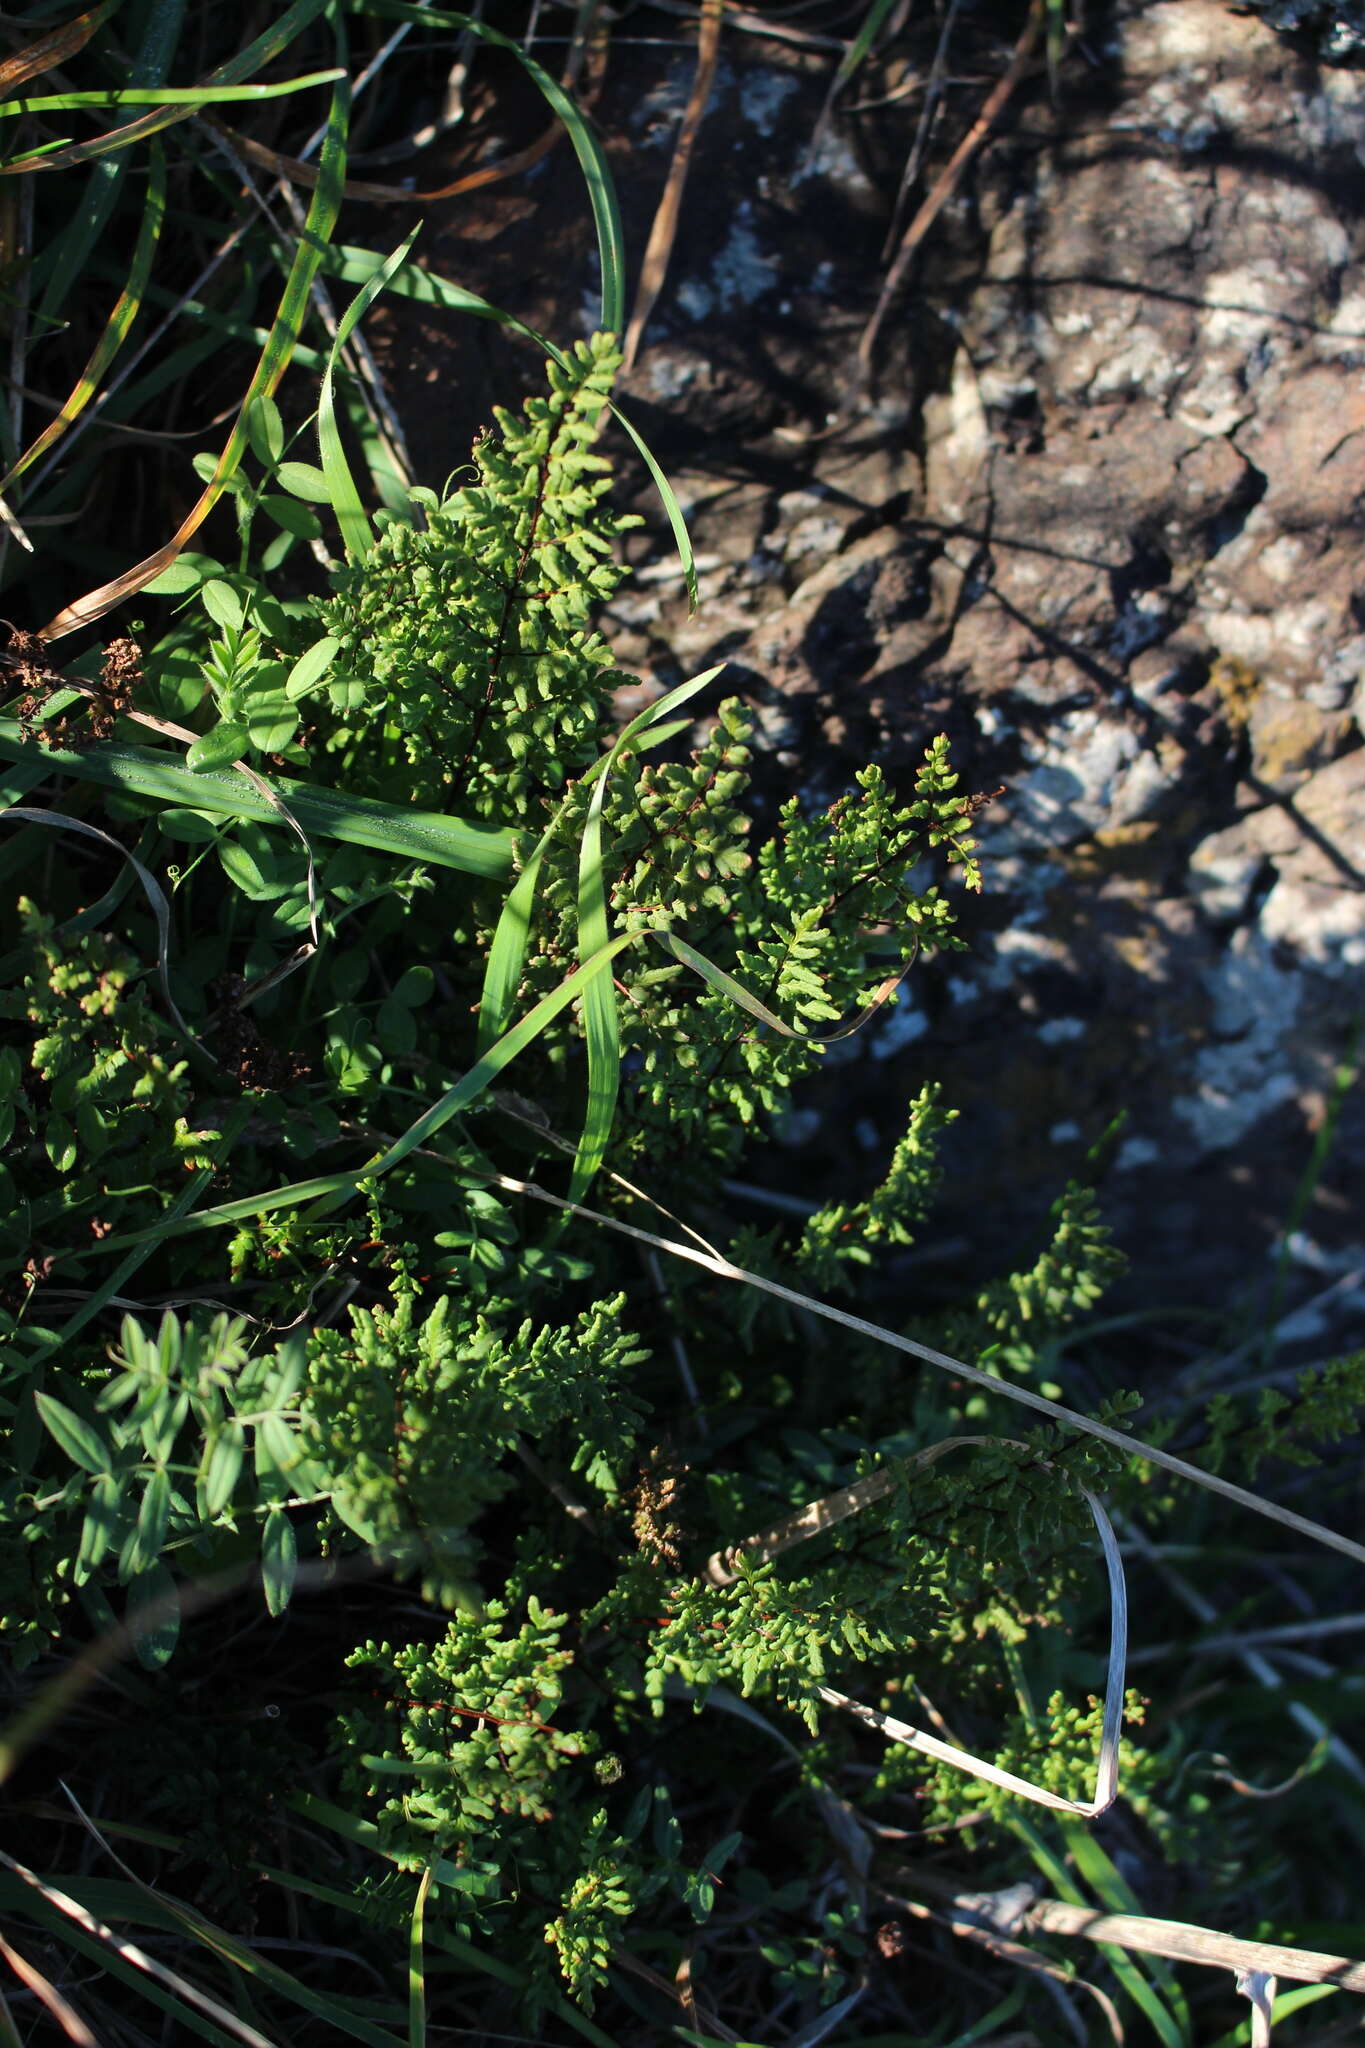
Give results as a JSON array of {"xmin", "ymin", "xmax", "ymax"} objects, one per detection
[
  {"xmin": 623, "ymin": 0, "xmax": 723, "ymax": 371},
  {"xmin": 889, "ymin": 1867, "xmax": 1365, "ymax": 1996},
  {"xmin": 860, "ymin": 0, "xmax": 1044, "ymax": 383}
]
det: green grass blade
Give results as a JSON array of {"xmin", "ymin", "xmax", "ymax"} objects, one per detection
[
  {"xmin": 2, "ymin": 138, "xmax": 166, "ymax": 494},
  {"xmin": 830, "ymin": 0, "xmax": 900, "ymax": 93},
  {"xmin": 408, "ymin": 1865, "xmax": 432, "ymax": 2048},
  {"xmin": 476, "ymin": 664, "xmax": 721, "ymax": 1063},
  {"xmin": 608, "ymin": 396, "xmax": 698, "ymax": 610},
  {"xmin": 1060, "ymin": 1820, "xmax": 1193, "ymax": 2035},
  {"xmin": 274, "ymin": 1809, "xmax": 622, "ymax": 2048},
  {"xmin": 354, "ymin": 1, "xmax": 626, "ymax": 331},
  {"xmin": 318, "ymin": 228, "xmax": 421, "ymax": 558},
  {"xmin": 567, "ymin": 664, "xmax": 725, "ymax": 1200},
  {"xmin": 0, "ymin": 723, "xmax": 517, "ymax": 878},
  {"xmin": 1013, "ymin": 1819, "xmax": 1190, "ymax": 2048},
  {"xmin": 2, "ymin": 72, "xmax": 344, "ymax": 117},
  {"xmin": 0, "ymin": 0, "xmax": 333, "ymax": 175}
]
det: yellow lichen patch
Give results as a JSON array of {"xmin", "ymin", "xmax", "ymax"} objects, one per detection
[{"xmin": 1209, "ymin": 654, "xmax": 1260, "ymax": 726}]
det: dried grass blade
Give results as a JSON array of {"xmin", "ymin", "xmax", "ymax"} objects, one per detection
[
  {"xmin": 0, "ymin": 1850, "xmax": 279, "ymax": 2048},
  {"xmin": 860, "ymin": 0, "xmax": 1043, "ymax": 381},
  {"xmin": 785, "ymin": 1450, "xmax": 1126, "ymax": 1817},
  {"xmin": 622, "ymin": 0, "xmax": 722, "ymax": 370},
  {"xmin": 0, "ymin": 1929, "xmax": 95, "ymax": 2045},
  {"xmin": 0, "ymin": 0, "xmax": 119, "ymax": 95},
  {"xmin": 457, "ymin": 1171, "xmax": 1365, "ymax": 1573}
]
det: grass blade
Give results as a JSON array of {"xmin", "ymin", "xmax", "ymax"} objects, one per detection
[
  {"xmin": 38, "ymin": 55, "xmax": 349, "ymax": 637},
  {"xmin": 1, "ymin": 138, "xmax": 166, "ymax": 494},
  {"xmin": 318, "ymin": 228, "xmax": 421, "ymax": 558},
  {"xmin": 408, "ymin": 1865, "xmax": 433, "ymax": 2048},
  {"xmin": 0, "ymin": 1928, "xmax": 95, "ymax": 2045},
  {"xmin": 567, "ymin": 664, "xmax": 725, "ymax": 1200},
  {"xmin": 87, "ymin": 934, "xmax": 644, "ymax": 1257},
  {"xmin": 0, "ymin": 1, "xmax": 120, "ymax": 95},
  {"xmin": 0, "ymin": 1855, "xmax": 283, "ymax": 2048},
  {"xmin": 0, "ymin": 0, "xmax": 333, "ymax": 176},
  {"xmin": 476, "ymin": 667, "xmax": 722, "ymax": 1060},
  {"xmin": 356, "ymin": 1, "xmax": 626, "ymax": 332},
  {"xmin": 1, "ymin": 73, "xmax": 345, "ymax": 118},
  {"xmin": 0, "ymin": 721, "xmax": 517, "ymax": 877}
]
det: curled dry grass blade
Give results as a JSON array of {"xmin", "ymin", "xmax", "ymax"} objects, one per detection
[
  {"xmin": 0, "ymin": 139, "xmax": 167, "ymax": 495},
  {"xmin": 38, "ymin": 50, "xmax": 350, "ymax": 638},
  {"xmin": 0, "ymin": 0, "xmax": 333, "ymax": 176},
  {"xmin": 707, "ymin": 1432, "xmax": 1127, "ymax": 1816}
]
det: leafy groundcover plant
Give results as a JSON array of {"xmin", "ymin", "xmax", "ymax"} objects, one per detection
[{"xmin": 3, "ymin": 334, "xmax": 1363, "ymax": 2046}]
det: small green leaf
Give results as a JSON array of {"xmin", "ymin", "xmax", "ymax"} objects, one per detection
[
  {"xmin": 124, "ymin": 1467, "xmax": 171, "ymax": 1578},
  {"xmin": 201, "ymin": 579, "xmax": 245, "ymax": 631},
  {"xmin": 128, "ymin": 1562, "xmax": 180, "ymax": 1671},
  {"xmin": 143, "ymin": 553, "xmax": 225, "ymax": 595},
  {"xmin": 262, "ymin": 1508, "xmax": 298, "ymax": 1617},
  {"xmin": 35, "ymin": 1392, "xmax": 111, "ymax": 1475},
  {"xmin": 376, "ymin": 998, "xmax": 417, "ymax": 1055},
  {"xmin": 157, "ymin": 805, "xmax": 222, "ymax": 844},
  {"xmin": 257, "ymin": 1409, "xmax": 301, "ymax": 1479},
  {"xmin": 285, "ymin": 635, "xmax": 339, "ymax": 700},
  {"xmin": 245, "ymin": 694, "xmax": 300, "ymax": 752},
  {"xmin": 74, "ymin": 1471, "xmax": 124, "ymax": 1585},
  {"xmin": 186, "ymin": 720, "xmax": 249, "ymax": 773},
  {"xmin": 276, "ymin": 459, "xmax": 331, "ymax": 502},
  {"xmin": 202, "ymin": 1422, "xmax": 245, "ymax": 1517},
  {"xmin": 389, "ymin": 964, "xmax": 434, "ymax": 1009},
  {"xmin": 43, "ymin": 1114, "xmax": 77, "ymax": 1173},
  {"xmin": 258, "ymin": 492, "xmax": 323, "ymax": 540},
  {"xmin": 218, "ymin": 830, "xmax": 284, "ymax": 899},
  {"xmin": 245, "ymin": 392, "xmax": 285, "ymax": 466}
]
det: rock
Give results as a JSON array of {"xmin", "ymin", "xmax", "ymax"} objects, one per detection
[{"xmin": 1188, "ymin": 751, "xmax": 1365, "ymax": 971}]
